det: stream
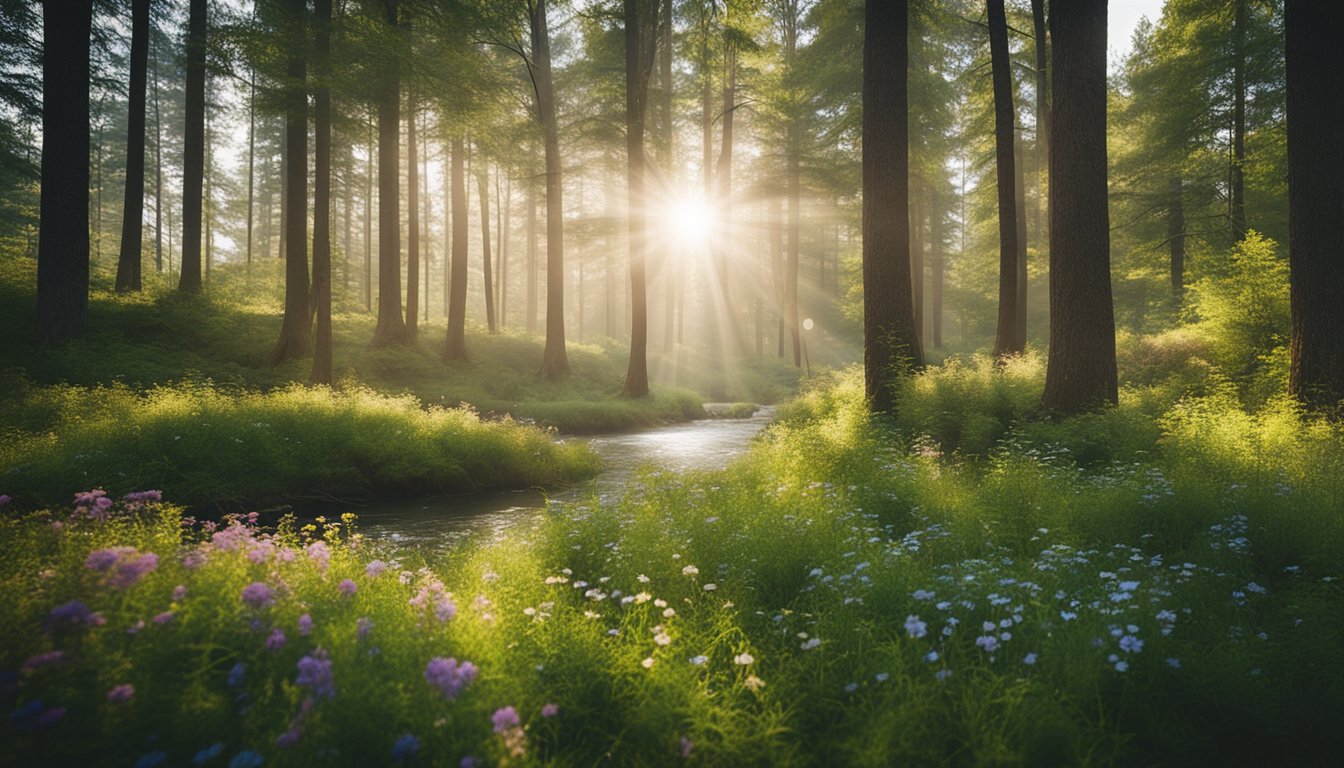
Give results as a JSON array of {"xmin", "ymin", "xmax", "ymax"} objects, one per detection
[{"xmin": 348, "ymin": 406, "xmax": 776, "ymax": 550}]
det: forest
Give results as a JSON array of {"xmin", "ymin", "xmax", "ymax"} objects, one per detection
[{"xmin": 2, "ymin": 0, "xmax": 1343, "ymax": 765}]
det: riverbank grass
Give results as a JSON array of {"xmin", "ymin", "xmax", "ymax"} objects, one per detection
[{"xmin": 4, "ymin": 368, "xmax": 1342, "ymax": 765}]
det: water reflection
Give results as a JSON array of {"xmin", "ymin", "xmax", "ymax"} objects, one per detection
[{"xmin": 351, "ymin": 406, "xmax": 774, "ymax": 550}]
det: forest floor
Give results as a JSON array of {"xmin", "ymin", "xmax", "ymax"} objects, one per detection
[
  {"xmin": 0, "ymin": 258, "xmax": 801, "ymax": 508},
  {"xmin": 3, "ymin": 364, "xmax": 1342, "ymax": 765}
]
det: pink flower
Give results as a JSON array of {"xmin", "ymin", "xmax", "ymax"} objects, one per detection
[
  {"xmin": 424, "ymin": 657, "xmax": 477, "ymax": 700},
  {"xmin": 108, "ymin": 684, "xmax": 135, "ymax": 703},
  {"xmin": 492, "ymin": 706, "xmax": 520, "ymax": 733},
  {"xmin": 366, "ymin": 560, "xmax": 388, "ymax": 578},
  {"xmin": 541, "ymin": 703, "xmax": 559, "ymax": 718},
  {"xmin": 338, "ymin": 579, "xmax": 357, "ymax": 598},
  {"xmin": 241, "ymin": 582, "xmax": 274, "ymax": 608},
  {"xmin": 298, "ymin": 613, "xmax": 313, "ymax": 636}
]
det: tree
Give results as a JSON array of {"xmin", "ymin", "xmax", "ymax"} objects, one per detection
[
  {"xmin": 373, "ymin": 0, "xmax": 409, "ymax": 345},
  {"xmin": 406, "ymin": 84, "xmax": 420, "ymax": 339},
  {"xmin": 178, "ymin": 0, "xmax": 206, "ymax": 293},
  {"xmin": 987, "ymin": 0, "xmax": 1021, "ymax": 360},
  {"xmin": 311, "ymin": 0, "xmax": 335, "ymax": 384},
  {"xmin": 1041, "ymin": 0, "xmax": 1116, "ymax": 412},
  {"xmin": 477, "ymin": 154, "xmax": 496, "ymax": 333},
  {"xmin": 115, "ymin": 0, "xmax": 151, "ymax": 293},
  {"xmin": 445, "ymin": 138, "xmax": 468, "ymax": 360},
  {"xmin": 1284, "ymin": 0, "xmax": 1344, "ymax": 411},
  {"xmin": 274, "ymin": 0, "xmax": 311, "ymax": 364},
  {"xmin": 36, "ymin": 0, "xmax": 94, "ymax": 343},
  {"xmin": 623, "ymin": 0, "xmax": 658, "ymax": 398},
  {"xmin": 1030, "ymin": 0, "xmax": 1047, "ymax": 245},
  {"xmin": 531, "ymin": 0, "xmax": 569, "ymax": 379},
  {"xmin": 862, "ymin": 0, "xmax": 922, "ymax": 412}
]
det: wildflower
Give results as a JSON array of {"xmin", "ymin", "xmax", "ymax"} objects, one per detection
[
  {"xmin": 875, "ymin": 672, "xmax": 890, "ymax": 682},
  {"xmin": 266, "ymin": 628, "xmax": 287, "ymax": 651},
  {"xmin": 924, "ymin": 650, "xmax": 940, "ymax": 663},
  {"xmin": 1060, "ymin": 611, "xmax": 1078, "ymax": 622},
  {"xmin": 434, "ymin": 597, "xmax": 457, "ymax": 623},
  {"xmin": 634, "ymin": 592, "xmax": 652, "ymax": 604},
  {"xmin": 298, "ymin": 613, "xmax": 313, "ymax": 636},
  {"xmin": 357, "ymin": 617, "xmax": 373, "ymax": 641},
  {"xmin": 424, "ymin": 657, "xmax": 477, "ymax": 700},
  {"xmin": 733, "ymin": 652, "xmax": 754, "ymax": 666},
  {"xmin": 492, "ymin": 706, "xmax": 520, "ymax": 734},
  {"xmin": 135, "ymin": 752, "xmax": 167, "ymax": 768},
  {"xmin": 641, "ymin": 657, "xmax": 655, "ymax": 669},
  {"xmin": 912, "ymin": 589, "xmax": 936, "ymax": 601},
  {"xmin": 703, "ymin": 583, "xmax": 717, "ymax": 591},
  {"xmin": 904, "ymin": 615, "xmax": 928, "ymax": 639},
  {"xmin": 241, "ymin": 582, "xmax": 273, "ymax": 609},
  {"xmin": 935, "ymin": 669, "xmax": 953, "ymax": 681},
  {"xmin": 123, "ymin": 490, "xmax": 163, "ymax": 508},
  {"xmin": 1023, "ymin": 653, "xmax": 1038, "ymax": 666},
  {"xmin": 844, "ymin": 682, "xmax": 859, "ymax": 693},
  {"xmin": 22, "ymin": 650, "xmax": 66, "ymax": 671},
  {"xmin": 744, "ymin": 675, "xmax": 767, "ymax": 691},
  {"xmin": 173, "ymin": 585, "xmax": 188, "ymax": 602},
  {"xmin": 654, "ymin": 630, "xmax": 672, "ymax": 646},
  {"xmin": 975, "ymin": 635, "xmax": 999, "ymax": 653},
  {"xmin": 637, "ymin": 574, "xmax": 651, "ymax": 583},
  {"xmin": 276, "ymin": 727, "xmax": 302, "ymax": 748},
  {"xmin": 296, "ymin": 650, "xmax": 335, "ymax": 699},
  {"xmin": 44, "ymin": 600, "xmax": 97, "ymax": 633},
  {"xmin": 679, "ymin": 736, "xmax": 694, "ymax": 759},
  {"xmin": 108, "ymin": 684, "xmax": 135, "ymax": 703},
  {"xmin": 338, "ymin": 579, "xmax": 358, "ymax": 598},
  {"xmin": 306, "ymin": 541, "xmax": 331, "ymax": 571},
  {"xmin": 227, "ymin": 751, "xmax": 264, "ymax": 768},
  {"xmin": 36, "ymin": 705, "xmax": 66, "ymax": 727},
  {"xmin": 801, "ymin": 637, "xmax": 821, "ymax": 651},
  {"xmin": 1118, "ymin": 635, "xmax": 1144, "ymax": 654},
  {"xmin": 227, "ymin": 662, "xmax": 246, "ymax": 688},
  {"xmin": 690, "ymin": 655, "xmax": 708, "ymax": 665},
  {"xmin": 193, "ymin": 744, "xmax": 224, "ymax": 765},
  {"xmin": 682, "ymin": 565, "xmax": 699, "ymax": 576},
  {"xmin": 541, "ymin": 703, "xmax": 559, "ymax": 718},
  {"xmin": 74, "ymin": 489, "xmax": 114, "ymax": 519},
  {"xmin": 1114, "ymin": 660, "xmax": 1129, "ymax": 672},
  {"xmin": 366, "ymin": 560, "xmax": 388, "ymax": 578},
  {"xmin": 1118, "ymin": 580, "xmax": 1140, "ymax": 592},
  {"xmin": 392, "ymin": 733, "xmax": 420, "ymax": 762},
  {"xmin": 663, "ymin": 607, "xmax": 676, "ymax": 618}
]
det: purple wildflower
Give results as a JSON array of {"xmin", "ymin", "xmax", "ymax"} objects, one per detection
[
  {"xmin": 296, "ymin": 650, "xmax": 335, "ymax": 700},
  {"xmin": 492, "ymin": 706, "xmax": 520, "ymax": 734},
  {"xmin": 241, "ymin": 582, "xmax": 273, "ymax": 609},
  {"xmin": 74, "ymin": 489, "xmax": 113, "ymax": 519},
  {"xmin": 122, "ymin": 490, "xmax": 163, "ymax": 508},
  {"xmin": 266, "ymin": 628, "xmax": 287, "ymax": 651},
  {"xmin": 108, "ymin": 684, "xmax": 135, "ymax": 703},
  {"xmin": 338, "ymin": 579, "xmax": 357, "ymax": 598},
  {"xmin": 297, "ymin": 613, "xmax": 313, "ymax": 636},
  {"xmin": 227, "ymin": 662, "xmax": 246, "ymax": 688},
  {"xmin": 172, "ymin": 585, "xmax": 188, "ymax": 601},
  {"xmin": 153, "ymin": 611, "xmax": 174, "ymax": 625},
  {"xmin": 86, "ymin": 546, "xmax": 136, "ymax": 572},
  {"xmin": 541, "ymin": 703, "xmax": 559, "ymax": 718},
  {"xmin": 227, "ymin": 750, "xmax": 263, "ymax": 768},
  {"xmin": 44, "ymin": 600, "xmax": 96, "ymax": 633},
  {"xmin": 679, "ymin": 736, "xmax": 694, "ymax": 759},
  {"xmin": 108, "ymin": 553, "xmax": 158, "ymax": 589},
  {"xmin": 211, "ymin": 525, "xmax": 253, "ymax": 552},
  {"xmin": 366, "ymin": 560, "xmax": 388, "ymax": 578},
  {"xmin": 0, "ymin": 494, "xmax": 11, "ymax": 506},
  {"xmin": 424, "ymin": 657, "xmax": 477, "ymax": 700},
  {"xmin": 434, "ymin": 596, "xmax": 457, "ymax": 623},
  {"xmin": 22, "ymin": 650, "xmax": 66, "ymax": 672},
  {"xmin": 276, "ymin": 727, "xmax": 302, "ymax": 748},
  {"xmin": 306, "ymin": 541, "xmax": 331, "ymax": 571},
  {"xmin": 182, "ymin": 549, "xmax": 207, "ymax": 570}
]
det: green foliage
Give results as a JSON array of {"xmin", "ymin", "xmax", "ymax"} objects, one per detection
[{"xmin": 0, "ymin": 380, "xmax": 600, "ymax": 509}]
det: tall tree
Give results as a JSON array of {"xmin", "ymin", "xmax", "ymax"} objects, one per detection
[
  {"xmin": 1030, "ymin": 0, "xmax": 1048, "ymax": 245},
  {"xmin": 477, "ymin": 155, "xmax": 497, "ymax": 333},
  {"xmin": 1284, "ymin": 0, "xmax": 1344, "ymax": 410},
  {"xmin": 445, "ymin": 138, "xmax": 468, "ymax": 359},
  {"xmin": 406, "ymin": 86, "xmax": 420, "ymax": 339},
  {"xmin": 36, "ymin": 0, "xmax": 94, "ymax": 343},
  {"xmin": 311, "ymin": 0, "xmax": 335, "ymax": 384},
  {"xmin": 988, "ymin": 0, "xmax": 1021, "ymax": 359},
  {"xmin": 274, "ymin": 0, "xmax": 311, "ymax": 363},
  {"xmin": 862, "ymin": 0, "xmax": 922, "ymax": 412},
  {"xmin": 115, "ymin": 0, "xmax": 151, "ymax": 293},
  {"xmin": 177, "ymin": 0, "xmax": 206, "ymax": 293},
  {"xmin": 1041, "ymin": 0, "xmax": 1116, "ymax": 412},
  {"xmin": 373, "ymin": 0, "xmax": 409, "ymax": 345},
  {"xmin": 1229, "ymin": 0, "xmax": 1246, "ymax": 237},
  {"xmin": 530, "ymin": 0, "xmax": 570, "ymax": 378},
  {"xmin": 623, "ymin": 0, "xmax": 659, "ymax": 398}
]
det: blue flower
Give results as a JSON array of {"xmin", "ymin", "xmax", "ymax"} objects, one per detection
[
  {"xmin": 135, "ymin": 751, "xmax": 167, "ymax": 768},
  {"xmin": 392, "ymin": 733, "xmax": 420, "ymax": 762},
  {"xmin": 193, "ymin": 742, "xmax": 224, "ymax": 764},
  {"xmin": 227, "ymin": 750, "xmax": 263, "ymax": 768}
]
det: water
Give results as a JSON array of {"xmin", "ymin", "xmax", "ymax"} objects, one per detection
[{"xmin": 349, "ymin": 406, "xmax": 775, "ymax": 550}]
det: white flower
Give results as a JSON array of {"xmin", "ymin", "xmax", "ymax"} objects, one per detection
[
  {"xmin": 703, "ymin": 583, "xmax": 717, "ymax": 592},
  {"xmin": 1118, "ymin": 580, "xmax": 1140, "ymax": 591},
  {"xmin": 1060, "ymin": 611, "xmax": 1078, "ymax": 622},
  {"xmin": 844, "ymin": 682, "xmax": 859, "ymax": 693},
  {"xmin": 1114, "ymin": 660, "xmax": 1129, "ymax": 672},
  {"xmin": 924, "ymin": 650, "xmax": 939, "ymax": 663},
  {"xmin": 912, "ymin": 589, "xmax": 936, "ymax": 601},
  {"xmin": 641, "ymin": 657, "xmax": 655, "ymax": 669},
  {"xmin": 904, "ymin": 615, "xmax": 928, "ymax": 639},
  {"xmin": 800, "ymin": 637, "xmax": 821, "ymax": 651},
  {"xmin": 690, "ymin": 655, "xmax": 708, "ymax": 665},
  {"xmin": 875, "ymin": 672, "xmax": 889, "ymax": 682},
  {"xmin": 654, "ymin": 631, "xmax": 672, "ymax": 646},
  {"xmin": 634, "ymin": 592, "xmax": 652, "ymax": 604},
  {"xmin": 637, "ymin": 574, "xmax": 650, "ymax": 583},
  {"xmin": 733, "ymin": 652, "xmax": 755, "ymax": 666},
  {"xmin": 682, "ymin": 565, "xmax": 699, "ymax": 576},
  {"xmin": 663, "ymin": 607, "xmax": 676, "ymax": 618}
]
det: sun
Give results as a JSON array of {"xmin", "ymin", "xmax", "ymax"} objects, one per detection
[{"xmin": 661, "ymin": 195, "xmax": 715, "ymax": 250}]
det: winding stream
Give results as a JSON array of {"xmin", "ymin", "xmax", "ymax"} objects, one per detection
[{"xmin": 350, "ymin": 406, "xmax": 775, "ymax": 550}]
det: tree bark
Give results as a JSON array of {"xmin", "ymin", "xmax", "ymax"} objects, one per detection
[
  {"xmin": 1041, "ymin": 0, "xmax": 1117, "ymax": 412},
  {"xmin": 478, "ymin": 154, "xmax": 496, "ymax": 333},
  {"xmin": 37, "ymin": 0, "xmax": 93, "ymax": 343},
  {"xmin": 373, "ymin": 0, "xmax": 408, "ymax": 345},
  {"xmin": 531, "ymin": 0, "xmax": 569, "ymax": 378},
  {"xmin": 273, "ymin": 0, "xmax": 310, "ymax": 364},
  {"xmin": 177, "ymin": 0, "xmax": 206, "ymax": 293},
  {"xmin": 784, "ymin": 9, "xmax": 802, "ymax": 368},
  {"xmin": 500, "ymin": 170, "xmax": 510, "ymax": 328},
  {"xmin": 1285, "ymin": 0, "xmax": 1344, "ymax": 411},
  {"xmin": 446, "ymin": 138, "xmax": 469, "ymax": 360},
  {"xmin": 406, "ymin": 87, "xmax": 420, "ymax": 339},
  {"xmin": 153, "ymin": 30, "xmax": 163, "ymax": 273},
  {"xmin": 1031, "ymin": 0, "xmax": 1048, "ymax": 247},
  {"xmin": 526, "ymin": 151, "xmax": 538, "ymax": 334},
  {"xmin": 1168, "ymin": 175, "xmax": 1185, "ymax": 303},
  {"xmin": 1013, "ymin": 127, "xmax": 1029, "ymax": 348},
  {"xmin": 623, "ymin": 0, "xmax": 658, "ymax": 398},
  {"xmin": 989, "ymin": 0, "xmax": 1022, "ymax": 359},
  {"xmin": 115, "ymin": 0, "xmax": 150, "ymax": 293},
  {"xmin": 365, "ymin": 110, "xmax": 373, "ymax": 312},
  {"xmin": 246, "ymin": 54, "xmax": 255, "ymax": 272},
  {"xmin": 311, "ymin": 0, "xmax": 334, "ymax": 384},
  {"xmin": 930, "ymin": 189, "xmax": 944, "ymax": 349},
  {"xmin": 862, "ymin": 0, "xmax": 923, "ymax": 412}
]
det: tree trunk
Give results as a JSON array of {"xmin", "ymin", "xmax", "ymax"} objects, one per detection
[
  {"xmin": 1285, "ymin": 0, "xmax": 1344, "ymax": 411},
  {"xmin": 1168, "ymin": 175, "xmax": 1185, "ymax": 303},
  {"xmin": 1031, "ymin": 0, "xmax": 1048, "ymax": 247},
  {"xmin": 623, "ymin": 0, "xmax": 657, "ymax": 398},
  {"xmin": 1230, "ymin": 0, "xmax": 1247, "ymax": 238},
  {"xmin": 273, "ymin": 0, "xmax": 310, "ymax": 364},
  {"xmin": 478, "ymin": 154, "xmax": 496, "ymax": 333},
  {"xmin": 532, "ymin": 0, "xmax": 569, "ymax": 379},
  {"xmin": 659, "ymin": 0, "xmax": 675, "ymax": 353},
  {"xmin": 373, "ymin": 0, "xmax": 408, "ymax": 345},
  {"xmin": 365, "ymin": 110, "xmax": 374, "ymax": 312},
  {"xmin": 177, "ymin": 0, "xmax": 206, "ymax": 293},
  {"xmin": 115, "ymin": 0, "xmax": 150, "ymax": 293},
  {"xmin": 500, "ymin": 170, "xmax": 510, "ymax": 328},
  {"xmin": 406, "ymin": 88, "xmax": 420, "ymax": 339},
  {"xmin": 445, "ymin": 138, "xmax": 469, "ymax": 359},
  {"xmin": 911, "ymin": 195, "xmax": 924, "ymax": 341},
  {"xmin": 153, "ymin": 31, "xmax": 163, "ymax": 273},
  {"xmin": 311, "ymin": 0, "xmax": 334, "ymax": 384},
  {"xmin": 1041, "ymin": 0, "xmax": 1117, "ymax": 412},
  {"xmin": 527, "ymin": 154, "xmax": 538, "ymax": 334},
  {"xmin": 862, "ymin": 0, "xmax": 922, "ymax": 412},
  {"xmin": 1013, "ymin": 127, "xmax": 1029, "ymax": 348},
  {"xmin": 422, "ymin": 115, "xmax": 431, "ymax": 323},
  {"xmin": 930, "ymin": 189, "xmax": 944, "ymax": 349},
  {"xmin": 246, "ymin": 57, "xmax": 255, "ymax": 272},
  {"xmin": 989, "ymin": 0, "xmax": 1022, "ymax": 359},
  {"xmin": 37, "ymin": 0, "xmax": 93, "ymax": 343},
  {"xmin": 784, "ymin": 11, "xmax": 802, "ymax": 367}
]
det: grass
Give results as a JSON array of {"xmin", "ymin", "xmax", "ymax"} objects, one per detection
[{"xmin": 4, "ymin": 366, "xmax": 1342, "ymax": 765}]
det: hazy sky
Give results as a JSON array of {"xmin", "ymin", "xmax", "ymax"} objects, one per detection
[{"xmin": 1109, "ymin": 0, "xmax": 1168, "ymax": 71}]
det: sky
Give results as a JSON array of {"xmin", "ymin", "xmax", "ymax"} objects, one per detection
[{"xmin": 1109, "ymin": 0, "xmax": 1168, "ymax": 72}]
